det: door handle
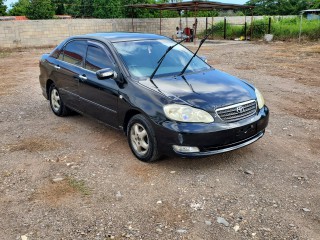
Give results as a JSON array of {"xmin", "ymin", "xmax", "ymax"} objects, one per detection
[
  {"xmin": 78, "ymin": 74, "xmax": 87, "ymax": 81},
  {"xmin": 54, "ymin": 65, "xmax": 60, "ymax": 70}
]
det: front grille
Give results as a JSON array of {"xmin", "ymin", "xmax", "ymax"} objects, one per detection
[{"xmin": 216, "ymin": 100, "xmax": 257, "ymax": 123}]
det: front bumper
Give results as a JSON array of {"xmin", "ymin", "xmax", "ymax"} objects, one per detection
[{"xmin": 155, "ymin": 106, "xmax": 269, "ymax": 157}]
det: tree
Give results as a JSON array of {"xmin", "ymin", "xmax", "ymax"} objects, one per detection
[
  {"xmin": 9, "ymin": 0, "xmax": 30, "ymax": 16},
  {"xmin": 310, "ymin": 0, "xmax": 320, "ymax": 9},
  {"xmin": 26, "ymin": 0, "xmax": 55, "ymax": 19},
  {"xmin": 51, "ymin": 0, "xmax": 65, "ymax": 15},
  {"xmin": 0, "ymin": 0, "xmax": 7, "ymax": 16},
  {"xmin": 246, "ymin": 0, "xmax": 320, "ymax": 15}
]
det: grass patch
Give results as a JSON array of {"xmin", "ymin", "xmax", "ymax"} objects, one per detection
[
  {"xmin": 67, "ymin": 177, "xmax": 91, "ymax": 196},
  {"xmin": 7, "ymin": 137, "xmax": 63, "ymax": 152},
  {"xmin": 0, "ymin": 51, "xmax": 11, "ymax": 58}
]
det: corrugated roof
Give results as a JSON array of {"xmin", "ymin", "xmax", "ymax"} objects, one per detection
[{"xmin": 301, "ymin": 9, "xmax": 320, "ymax": 13}]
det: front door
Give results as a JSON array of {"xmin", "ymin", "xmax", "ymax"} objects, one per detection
[{"xmin": 78, "ymin": 42, "xmax": 120, "ymax": 128}]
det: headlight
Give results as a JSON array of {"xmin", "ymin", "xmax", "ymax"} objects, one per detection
[
  {"xmin": 163, "ymin": 104, "xmax": 214, "ymax": 123},
  {"xmin": 255, "ymin": 88, "xmax": 265, "ymax": 109}
]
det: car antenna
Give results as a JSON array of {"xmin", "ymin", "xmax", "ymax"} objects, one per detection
[
  {"xmin": 178, "ymin": 32, "xmax": 211, "ymax": 76},
  {"xmin": 149, "ymin": 37, "xmax": 187, "ymax": 83}
]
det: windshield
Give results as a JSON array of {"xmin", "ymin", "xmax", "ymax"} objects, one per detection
[{"xmin": 113, "ymin": 39, "xmax": 210, "ymax": 78}]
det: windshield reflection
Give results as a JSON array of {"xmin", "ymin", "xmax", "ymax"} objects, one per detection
[{"xmin": 113, "ymin": 39, "xmax": 210, "ymax": 78}]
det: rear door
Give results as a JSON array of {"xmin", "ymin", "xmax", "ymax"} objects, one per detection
[
  {"xmin": 53, "ymin": 40, "xmax": 87, "ymax": 111},
  {"xmin": 78, "ymin": 41, "xmax": 120, "ymax": 128}
]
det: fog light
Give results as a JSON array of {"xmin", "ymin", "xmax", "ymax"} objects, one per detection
[{"xmin": 173, "ymin": 145, "xmax": 200, "ymax": 153}]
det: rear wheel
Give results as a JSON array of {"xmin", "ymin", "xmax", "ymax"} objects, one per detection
[
  {"xmin": 49, "ymin": 84, "xmax": 70, "ymax": 116},
  {"xmin": 127, "ymin": 114, "xmax": 160, "ymax": 162}
]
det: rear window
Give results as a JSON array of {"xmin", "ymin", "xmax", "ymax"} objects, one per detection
[{"xmin": 58, "ymin": 40, "xmax": 87, "ymax": 67}]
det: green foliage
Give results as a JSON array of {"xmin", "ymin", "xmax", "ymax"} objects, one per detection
[
  {"xmin": 93, "ymin": 0, "xmax": 124, "ymax": 18},
  {"xmin": 9, "ymin": 0, "xmax": 30, "ymax": 16},
  {"xmin": 271, "ymin": 17, "xmax": 320, "ymax": 40},
  {"xmin": 0, "ymin": 0, "xmax": 7, "ymax": 16},
  {"xmin": 205, "ymin": 17, "xmax": 320, "ymax": 41},
  {"xmin": 205, "ymin": 21, "xmax": 246, "ymax": 40},
  {"xmin": 63, "ymin": 0, "xmax": 82, "ymax": 17},
  {"xmin": 26, "ymin": 0, "xmax": 55, "ymax": 19},
  {"xmin": 246, "ymin": 0, "xmax": 320, "ymax": 15}
]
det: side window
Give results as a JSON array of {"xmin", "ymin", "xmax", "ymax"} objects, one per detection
[
  {"xmin": 85, "ymin": 46, "xmax": 113, "ymax": 72},
  {"xmin": 59, "ymin": 40, "xmax": 86, "ymax": 66}
]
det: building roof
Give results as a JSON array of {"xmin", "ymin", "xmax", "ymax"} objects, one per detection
[
  {"xmin": 301, "ymin": 9, "xmax": 320, "ymax": 13},
  {"xmin": 0, "ymin": 16, "xmax": 28, "ymax": 21},
  {"xmin": 125, "ymin": 1, "xmax": 254, "ymax": 11},
  {"xmin": 15, "ymin": 16, "xmax": 28, "ymax": 20}
]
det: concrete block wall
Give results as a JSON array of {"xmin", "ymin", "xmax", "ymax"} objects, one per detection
[{"xmin": 0, "ymin": 16, "xmax": 286, "ymax": 49}]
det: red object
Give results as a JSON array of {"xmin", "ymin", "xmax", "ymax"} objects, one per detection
[
  {"xmin": 15, "ymin": 16, "xmax": 29, "ymax": 20},
  {"xmin": 184, "ymin": 27, "xmax": 191, "ymax": 42}
]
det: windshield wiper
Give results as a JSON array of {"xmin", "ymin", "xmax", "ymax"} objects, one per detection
[
  {"xmin": 178, "ymin": 33, "xmax": 210, "ymax": 76},
  {"xmin": 149, "ymin": 38, "xmax": 187, "ymax": 82}
]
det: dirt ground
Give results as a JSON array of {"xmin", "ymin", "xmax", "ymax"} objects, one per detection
[{"xmin": 0, "ymin": 40, "xmax": 319, "ymax": 240}]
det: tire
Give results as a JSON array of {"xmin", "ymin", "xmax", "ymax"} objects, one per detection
[
  {"xmin": 127, "ymin": 114, "xmax": 160, "ymax": 162},
  {"xmin": 49, "ymin": 84, "xmax": 70, "ymax": 116}
]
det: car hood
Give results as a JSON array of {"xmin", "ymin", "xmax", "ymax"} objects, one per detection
[{"xmin": 140, "ymin": 69, "xmax": 256, "ymax": 111}]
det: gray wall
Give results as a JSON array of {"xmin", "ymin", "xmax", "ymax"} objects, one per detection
[{"xmin": 0, "ymin": 16, "xmax": 268, "ymax": 49}]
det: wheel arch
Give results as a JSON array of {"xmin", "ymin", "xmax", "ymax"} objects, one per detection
[
  {"xmin": 46, "ymin": 79, "xmax": 55, "ymax": 99},
  {"xmin": 122, "ymin": 109, "xmax": 143, "ymax": 135}
]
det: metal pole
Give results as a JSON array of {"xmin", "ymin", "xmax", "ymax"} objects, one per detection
[
  {"xmin": 299, "ymin": 14, "xmax": 303, "ymax": 42},
  {"xmin": 194, "ymin": 5, "xmax": 198, "ymax": 45},
  {"xmin": 160, "ymin": 10, "xmax": 162, "ymax": 35},
  {"xmin": 131, "ymin": 7, "xmax": 134, "ymax": 32},
  {"xmin": 224, "ymin": 17, "xmax": 226, "ymax": 40},
  {"xmin": 186, "ymin": 10, "xmax": 188, "ymax": 28},
  {"xmin": 244, "ymin": 22, "xmax": 247, "ymax": 40},
  {"xmin": 206, "ymin": 17, "xmax": 208, "ymax": 35},
  {"xmin": 268, "ymin": 17, "xmax": 271, "ymax": 34},
  {"xmin": 250, "ymin": 8, "xmax": 254, "ymax": 40},
  {"xmin": 244, "ymin": 14, "xmax": 247, "ymax": 40},
  {"xmin": 212, "ymin": 9, "xmax": 214, "ymax": 39},
  {"xmin": 179, "ymin": 10, "xmax": 182, "ymax": 30}
]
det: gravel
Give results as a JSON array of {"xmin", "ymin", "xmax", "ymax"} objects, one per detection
[{"xmin": 0, "ymin": 41, "xmax": 319, "ymax": 239}]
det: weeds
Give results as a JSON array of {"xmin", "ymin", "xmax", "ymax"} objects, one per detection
[{"xmin": 67, "ymin": 177, "xmax": 91, "ymax": 196}]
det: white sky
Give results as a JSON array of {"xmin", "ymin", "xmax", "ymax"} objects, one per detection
[{"xmin": 5, "ymin": 0, "xmax": 248, "ymax": 9}]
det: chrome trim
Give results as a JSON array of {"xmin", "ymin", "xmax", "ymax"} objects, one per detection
[
  {"xmin": 215, "ymin": 100, "xmax": 257, "ymax": 123},
  {"xmin": 216, "ymin": 99, "xmax": 256, "ymax": 111}
]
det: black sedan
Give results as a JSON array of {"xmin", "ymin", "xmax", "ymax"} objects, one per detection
[{"xmin": 39, "ymin": 32, "xmax": 269, "ymax": 162}]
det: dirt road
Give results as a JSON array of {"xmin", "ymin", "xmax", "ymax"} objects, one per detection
[{"xmin": 0, "ymin": 41, "xmax": 319, "ymax": 240}]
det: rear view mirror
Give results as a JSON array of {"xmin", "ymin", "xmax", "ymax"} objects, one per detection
[{"xmin": 96, "ymin": 68, "xmax": 117, "ymax": 80}]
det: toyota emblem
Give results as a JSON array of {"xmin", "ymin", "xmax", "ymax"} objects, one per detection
[{"xmin": 236, "ymin": 106, "xmax": 245, "ymax": 113}]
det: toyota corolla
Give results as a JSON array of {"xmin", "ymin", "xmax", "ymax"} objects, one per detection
[{"xmin": 39, "ymin": 32, "xmax": 269, "ymax": 162}]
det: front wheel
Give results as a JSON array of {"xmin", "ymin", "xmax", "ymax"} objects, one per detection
[
  {"xmin": 127, "ymin": 114, "xmax": 160, "ymax": 162},
  {"xmin": 49, "ymin": 84, "xmax": 70, "ymax": 116}
]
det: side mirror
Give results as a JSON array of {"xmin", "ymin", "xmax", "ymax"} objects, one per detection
[{"xmin": 96, "ymin": 68, "xmax": 117, "ymax": 80}]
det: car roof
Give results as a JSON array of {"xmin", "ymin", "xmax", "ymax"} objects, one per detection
[{"xmin": 84, "ymin": 32, "xmax": 168, "ymax": 43}]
